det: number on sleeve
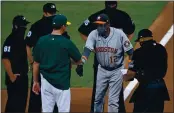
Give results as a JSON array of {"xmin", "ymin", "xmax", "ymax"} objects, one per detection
[{"xmin": 4, "ymin": 46, "xmax": 11, "ymax": 52}]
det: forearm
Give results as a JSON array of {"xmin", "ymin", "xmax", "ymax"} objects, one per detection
[
  {"xmin": 26, "ymin": 45, "xmax": 33, "ymax": 64},
  {"xmin": 33, "ymin": 61, "xmax": 40, "ymax": 82},
  {"xmin": 2, "ymin": 59, "xmax": 13, "ymax": 77},
  {"xmin": 127, "ymin": 48, "xmax": 133, "ymax": 60},
  {"xmin": 128, "ymin": 54, "xmax": 133, "ymax": 60},
  {"xmin": 127, "ymin": 33, "xmax": 134, "ymax": 41},
  {"xmin": 123, "ymin": 70, "xmax": 136, "ymax": 81},
  {"xmin": 80, "ymin": 33, "xmax": 87, "ymax": 42},
  {"xmin": 71, "ymin": 58, "xmax": 81, "ymax": 65},
  {"xmin": 74, "ymin": 47, "xmax": 92, "ymax": 65}
]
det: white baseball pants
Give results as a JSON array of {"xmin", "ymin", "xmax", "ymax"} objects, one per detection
[{"xmin": 40, "ymin": 74, "xmax": 71, "ymax": 112}]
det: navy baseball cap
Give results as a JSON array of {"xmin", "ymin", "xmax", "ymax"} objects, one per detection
[
  {"xmin": 13, "ymin": 15, "xmax": 30, "ymax": 26},
  {"xmin": 94, "ymin": 14, "xmax": 110, "ymax": 24},
  {"xmin": 43, "ymin": 3, "xmax": 59, "ymax": 13},
  {"xmin": 135, "ymin": 29, "xmax": 153, "ymax": 42}
]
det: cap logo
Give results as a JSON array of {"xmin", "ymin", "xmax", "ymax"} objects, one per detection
[
  {"xmin": 51, "ymin": 5, "xmax": 55, "ymax": 8},
  {"xmin": 97, "ymin": 16, "xmax": 101, "ymax": 20},
  {"xmin": 22, "ymin": 17, "xmax": 26, "ymax": 20}
]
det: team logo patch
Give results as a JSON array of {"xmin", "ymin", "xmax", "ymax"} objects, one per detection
[
  {"xmin": 84, "ymin": 19, "xmax": 90, "ymax": 26},
  {"xmin": 124, "ymin": 40, "xmax": 130, "ymax": 48},
  {"xmin": 27, "ymin": 31, "xmax": 32, "ymax": 37},
  {"xmin": 22, "ymin": 17, "xmax": 26, "ymax": 20}
]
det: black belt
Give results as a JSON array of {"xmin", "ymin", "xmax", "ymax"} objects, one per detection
[
  {"xmin": 140, "ymin": 78, "xmax": 164, "ymax": 85},
  {"xmin": 150, "ymin": 78, "xmax": 164, "ymax": 83},
  {"xmin": 101, "ymin": 64, "xmax": 122, "ymax": 71}
]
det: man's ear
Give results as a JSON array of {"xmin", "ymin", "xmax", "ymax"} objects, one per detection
[{"xmin": 43, "ymin": 12, "xmax": 48, "ymax": 17}]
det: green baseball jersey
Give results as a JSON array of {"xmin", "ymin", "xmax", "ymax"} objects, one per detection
[{"xmin": 33, "ymin": 34, "xmax": 81, "ymax": 90}]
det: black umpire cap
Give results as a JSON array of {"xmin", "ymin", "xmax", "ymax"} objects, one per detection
[
  {"xmin": 105, "ymin": 1, "xmax": 117, "ymax": 8},
  {"xmin": 94, "ymin": 14, "xmax": 110, "ymax": 25},
  {"xmin": 135, "ymin": 29, "xmax": 153, "ymax": 42},
  {"xmin": 43, "ymin": 3, "xmax": 59, "ymax": 14},
  {"xmin": 13, "ymin": 15, "xmax": 30, "ymax": 26}
]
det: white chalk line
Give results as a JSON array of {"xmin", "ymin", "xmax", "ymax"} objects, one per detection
[{"xmin": 123, "ymin": 25, "xmax": 174, "ymax": 101}]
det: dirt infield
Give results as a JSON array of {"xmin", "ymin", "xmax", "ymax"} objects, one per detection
[{"xmin": 1, "ymin": 2, "xmax": 173, "ymax": 112}]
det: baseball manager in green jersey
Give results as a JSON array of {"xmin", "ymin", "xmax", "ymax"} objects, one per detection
[{"xmin": 32, "ymin": 14, "xmax": 82, "ymax": 112}]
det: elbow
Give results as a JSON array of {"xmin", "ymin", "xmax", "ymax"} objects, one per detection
[{"xmin": 127, "ymin": 48, "xmax": 134, "ymax": 56}]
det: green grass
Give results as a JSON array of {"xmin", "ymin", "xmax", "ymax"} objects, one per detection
[{"xmin": 1, "ymin": 1, "xmax": 167, "ymax": 89}]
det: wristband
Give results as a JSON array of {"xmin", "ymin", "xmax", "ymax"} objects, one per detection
[{"xmin": 81, "ymin": 56, "xmax": 87, "ymax": 65}]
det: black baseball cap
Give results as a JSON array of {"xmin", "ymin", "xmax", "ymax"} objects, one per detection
[
  {"xmin": 43, "ymin": 3, "xmax": 59, "ymax": 13},
  {"xmin": 105, "ymin": 1, "xmax": 117, "ymax": 6},
  {"xmin": 52, "ymin": 14, "xmax": 71, "ymax": 27},
  {"xmin": 94, "ymin": 14, "xmax": 110, "ymax": 24},
  {"xmin": 13, "ymin": 15, "xmax": 30, "ymax": 26},
  {"xmin": 135, "ymin": 29, "xmax": 153, "ymax": 42}
]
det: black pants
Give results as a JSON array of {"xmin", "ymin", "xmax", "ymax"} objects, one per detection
[
  {"xmin": 5, "ymin": 75, "xmax": 28, "ymax": 112},
  {"xmin": 28, "ymin": 74, "xmax": 58, "ymax": 113},
  {"xmin": 133, "ymin": 100, "xmax": 164, "ymax": 113},
  {"xmin": 90, "ymin": 66, "xmax": 126, "ymax": 112}
]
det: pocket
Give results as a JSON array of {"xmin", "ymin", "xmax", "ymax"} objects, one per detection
[{"xmin": 11, "ymin": 76, "xmax": 20, "ymax": 85}]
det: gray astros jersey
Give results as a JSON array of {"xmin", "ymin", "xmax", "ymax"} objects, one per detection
[{"xmin": 85, "ymin": 27, "xmax": 133, "ymax": 68}]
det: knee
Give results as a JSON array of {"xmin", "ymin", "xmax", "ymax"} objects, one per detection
[
  {"xmin": 94, "ymin": 95, "xmax": 104, "ymax": 104},
  {"xmin": 108, "ymin": 98, "xmax": 119, "ymax": 108}
]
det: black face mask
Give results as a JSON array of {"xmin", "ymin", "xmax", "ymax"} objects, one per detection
[
  {"xmin": 12, "ymin": 26, "xmax": 27, "ymax": 39},
  {"xmin": 105, "ymin": 6, "xmax": 116, "ymax": 12},
  {"xmin": 97, "ymin": 24, "xmax": 108, "ymax": 38}
]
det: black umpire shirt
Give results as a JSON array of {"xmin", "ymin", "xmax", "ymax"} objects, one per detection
[
  {"xmin": 2, "ymin": 28, "xmax": 28, "ymax": 84},
  {"xmin": 78, "ymin": 9, "xmax": 135, "ymax": 36},
  {"xmin": 129, "ymin": 40, "xmax": 167, "ymax": 82},
  {"xmin": 25, "ymin": 15, "xmax": 70, "ymax": 48},
  {"xmin": 78, "ymin": 9, "xmax": 135, "ymax": 67},
  {"xmin": 128, "ymin": 40, "xmax": 170, "ymax": 102}
]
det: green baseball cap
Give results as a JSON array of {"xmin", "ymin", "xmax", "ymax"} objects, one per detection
[{"xmin": 52, "ymin": 14, "xmax": 71, "ymax": 27}]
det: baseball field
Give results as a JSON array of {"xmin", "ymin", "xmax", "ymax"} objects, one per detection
[{"xmin": 1, "ymin": 1, "xmax": 173, "ymax": 112}]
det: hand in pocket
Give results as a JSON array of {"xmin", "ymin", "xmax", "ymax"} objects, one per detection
[{"xmin": 10, "ymin": 74, "xmax": 20, "ymax": 83}]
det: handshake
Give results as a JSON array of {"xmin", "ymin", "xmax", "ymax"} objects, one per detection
[{"xmin": 76, "ymin": 65, "xmax": 83, "ymax": 77}]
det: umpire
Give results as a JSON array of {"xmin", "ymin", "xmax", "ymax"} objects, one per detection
[
  {"xmin": 78, "ymin": 1, "xmax": 135, "ymax": 112},
  {"xmin": 25, "ymin": 3, "xmax": 70, "ymax": 112},
  {"xmin": 2, "ymin": 15, "xmax": 30, "ymax": 112},
  {"xmin": 123, "ymin": 29, "xmax": 170, "ymax": 113}
]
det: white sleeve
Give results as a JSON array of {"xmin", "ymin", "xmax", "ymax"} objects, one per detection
[
  {"xmin": 121, "ymin": 30, "xmax": 133, "ymax": 52},
  {"xmin": 85, "ymin": 30, "xmax": 96, "ymax": 50}
]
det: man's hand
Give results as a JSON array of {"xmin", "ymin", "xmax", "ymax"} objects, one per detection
[
  {"xmin": 76, "ymin": 65, "xmax": 83, "ymax": 77},
  {"xmin": 123, "ymin": 70, "xmax": 136, "ymax": 81},
  {"xmin": 10, "ymin": 74, "xmax": 20, "ymax": 83},
  {"xmin": 32, "ymin": 81, "xmax": 40, "ymax": 95}
]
